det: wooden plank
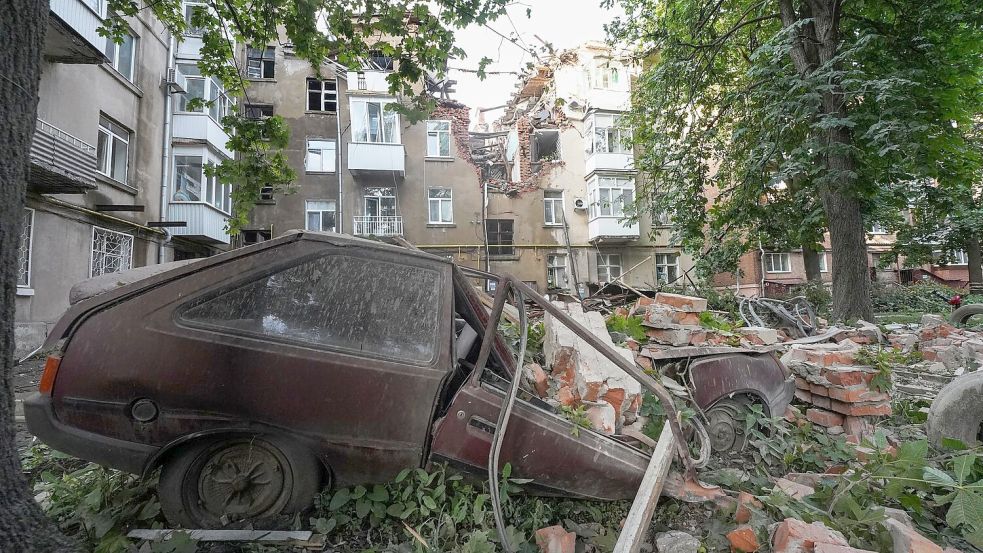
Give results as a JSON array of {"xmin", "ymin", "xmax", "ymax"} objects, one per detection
[
  {"xmin": 613, "ymin": 423, "xmax": 677, "ymax": 553},
  {"xmin": 127, "ymin": 529, "xmax": 316, "ymax": 543}
]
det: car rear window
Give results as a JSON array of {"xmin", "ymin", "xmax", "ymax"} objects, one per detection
[{"xmin": 180, "ymin": 254, "xmax": 443, "ymax": 364}]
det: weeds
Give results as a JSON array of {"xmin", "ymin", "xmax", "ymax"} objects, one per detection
[
  {"xmin": 605, "ymin": 314, "xmax": 647, "ymax": 342},
  {"xmin": 559, "ymin": 405, "xmax": 593, "ymax": 436},
  {"xmin": 854, "ymin": 347, "xmax": 923, "ymax": 393}
]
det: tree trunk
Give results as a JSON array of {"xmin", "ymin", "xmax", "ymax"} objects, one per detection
[
  {"xmin": 822, "ymin": 186, "xmax": 873, "ymax": 320},
  {"xmin": 0, "ymin": 4, "xmax": 79, "ymax": 552},
  {"xmin": 967, "ymin": 237, "xmax": 983, "ymax": 294},
  {"xmin": 802, "ymin": 245, "xmax": 822, "ymax": 283}
]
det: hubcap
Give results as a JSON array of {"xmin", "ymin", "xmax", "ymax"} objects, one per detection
[
  {"xmin": 706, "ymin": 399, "xmax": 749, "ymax": 453},
  {"xmin": 198, "ymin": 443, "xmax": 286, "ymax": 520}
]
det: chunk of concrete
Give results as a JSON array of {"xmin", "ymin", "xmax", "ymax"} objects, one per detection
[{"xmin": 656, "ymin": 530, "xmax": 700, "ymax": 553}]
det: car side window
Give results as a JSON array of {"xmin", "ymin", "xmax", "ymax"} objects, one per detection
[{"xmin": 180, "ymin": 254, "xmax": 442, "ymax": 364}]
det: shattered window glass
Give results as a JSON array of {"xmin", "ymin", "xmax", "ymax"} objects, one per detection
[{"xmin": 180, "ymin": 255, "xmax": 443, "ymax": 364}]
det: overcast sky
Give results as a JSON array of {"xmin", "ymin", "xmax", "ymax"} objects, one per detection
[{"xmin": 448, "ymin": 0, "xmax": 626, "ymax": 113}]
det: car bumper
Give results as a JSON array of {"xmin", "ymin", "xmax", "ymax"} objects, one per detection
[{"xmin": 23, "ymin": 392, "xmax": 157, "ymax": 475}]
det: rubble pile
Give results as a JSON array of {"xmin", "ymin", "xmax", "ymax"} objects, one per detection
[
  {"xmin": 782, "ymin": 341, "xmax": 891, "ymax": 443},
  {"xmin": 630, "ymin": 293, "xmax": 780, "ymax": 349},
  {"xmin": 887, "ymin": 314, "xmax": 983, "ymax": 373}
]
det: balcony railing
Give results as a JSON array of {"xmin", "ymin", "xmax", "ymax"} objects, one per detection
[
  {"xmin": 46, "ymin": 0, "xmax": 108, "ymax": 63},
  {"xmin": 167, "ymin": 203, "xmax": 231, "ymax": 245},
  {"xmin": 29, "ymin": 118, "xmax": 97, "ymax": 194},
  {"xmin": 348, "ymin": 142, "xmax": 405, "ymax": 175},
  {"xmin": 353, "ymin": 216, "xmax": 403, "ymax": 237}
]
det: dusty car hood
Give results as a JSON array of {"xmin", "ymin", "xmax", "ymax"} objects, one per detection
[{"xmin": 69, "ymin": 259, "xmax": 202, "ymax": 305}]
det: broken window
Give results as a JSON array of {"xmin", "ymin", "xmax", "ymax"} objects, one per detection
[
  {"xmin": 428, "ymin": 188, "xmax": 453, "ymax": 224},
  {"xmin": 307, "ymin": 78, "xmax": 337, "ymax": 112},
  {"xmin": 306, "ymin": 200, "xmax": 336, "ymax": 232},
  {"xmin": 764, "ymin": 252, "xmax": 792, "ymax": 273},
  {"xmin": 547, "ymin": 254, "xmax": 568, "ymax": 289},
  {"xmin": 597, "ymin": 253, "xmax": 622, "ymax": 282},
  {"xmin": 427, "ymin": 120, "xmax": 452, "ymax": 157},
  {"xmin": 241, "ymin": 229, "xmax": 272, "ymax": 245},
  {"xmin": 367, "ymin": 50, "xmax": 394, "ymax": 71},
  {"xmin": 481, "ymin": 163, "xmax": 507, "ymax": 181},
  {"xmin": 531, "ymin": 130, "xmax": 560, "ymax": 162},
  {"xmin": 245, "ymin": 104, "xmax": 274, "ymax": 119},
  {"xmin": 179, "ymin": 254, "xmax": 443, "ymax": 364},
  {"xmin": 246, "ymin": 46, "xmax": 275, "ymax": 79},
  {"xmin": 655, "ymin": 253, "xmax": 679, "ymax": 285},
  {"xmin": 486, "ymin": 219, "xmax": 514, "ymax": 256},
  {"xmin": 543, "ymin": 190, "xmax": 564, "ymax": 226}
]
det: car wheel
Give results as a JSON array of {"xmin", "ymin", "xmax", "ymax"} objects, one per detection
[
  {"xmin": 705, "ymin": 396, "xmax": 753, "ymax": 453},
  {"xmin": 159, "ymin": 435, "xmax": 322, "ymax": 528},
  {"xmin": 951, "ymin": 304, "xmax": 983, "ymax": 326},
  {"xmin": 928, "ymin": 371, "xmax": 983, "ymax": 448}
]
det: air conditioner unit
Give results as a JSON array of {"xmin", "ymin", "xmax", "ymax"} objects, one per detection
[
  {"xmin": 573, "ymin": 197, "xmax": 587, "ymax": 210},
  {"xmin": 163, "ymin": 67, "xmax": 187, "ymax": 94}
]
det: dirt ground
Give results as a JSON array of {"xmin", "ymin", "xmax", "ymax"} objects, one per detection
[{"xmin": 14, "ymin": 356, "xmax": 46, "ymax": 453}]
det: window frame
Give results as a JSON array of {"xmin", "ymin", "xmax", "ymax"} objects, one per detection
[
  {"xmin": 764, "ymin": 252, "xmax": 792, "ymax": 274},
  {"xmin": 350, "ymin": 98, "xmax": 400, "ymax": 144},
  {"xmin": 104, "ymin": 30, "xmax": 136, "ymax": 82},
  {"xmin": 17, "ymin": 208, "xmax": 34, "ymax": 288},
  {"xmin": 90, "ymin": 226, "xmax": 134, "ymax": 278},
  {"xmin": 96, "ymin": 115, "xmax": 130, "ymax": 184},
  {"xmin": 426, "ymin": 120, "xmax": 452, "ymax": 157},
  {"xmin": 305, "ymin": 200, "xmax": 337, "ymax": 232},
  {"xmin": 546, "ymin": 253, "xmax": 568, "ymax": 289},
  {"xmin": 246, "ymin": 46, "xmax": 275, "ymax": 79},
  {"xmin": 305, "ymin": 138, "xmax": 337, "ymax": 173},
  {"xmin": 306, "ymin": 78, "xmax": 338, "ymax": 112},
  {"xmin": 427, "ymin": 187, "xmax": 453, "ymax": 224},
  {"xmin": 818, "ymin": 251, "xmax": 829, "ymax": 272},
  {"xmin": 589, "ymin": 113, "xmax": 630, "ymax": 155},
  {"xmin": 589, "ymin": 176, "xmax": 634, "ymax": 219},
  {"xmin": 176, "ymin": 63, "xmax": 234, "ymax": 123},
  {"xmin": 951, "ymin": 250, "xmax": 969, "ymax": 265},
  {"xmin": 182, "ymin": 0, "xmax": 207, "ymax": 36},
  {"xmin": 543, "ymin": 190, "xmax": 564, "ymax": 226},
  {"xmin": 486, "ymin": 219, "xmax": 515, "ymax": 256},
  {"xmin": 654, "ymin": 253, "xmax": 679, "ymax": 285},
  {"xmin": 364, "ymin": 187, "xmax": 397, "ymax": 218},
  {"xmin": 597, "ymin": 253, "xmax": 623, "ymax": 282},
  {"xmin": 171, "ymin": 146, "xmax": 232, "ymax": 213}
]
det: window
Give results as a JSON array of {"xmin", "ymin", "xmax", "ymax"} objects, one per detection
[
  {"xmin": 486, "ymin": 219, "xmax": 514, "ymax": 256},
  {"xmin": 868, "ymin": 223, "xmax": 888, "ymax": 235},
  {"xmin": 532, "ymin": 130, "xmax": 560, "ymax": 162},
  {"xmin": 544, "ymin": 190, "xmax": 564, "ymax": 226},
  {"xmin": 590, "ymin": 176, "xmax": 634, "ymax": 218},
  {"xmin": 177, "ymin": 64, "xmax": 233, "ymax": 121},
  {"xmin": 246, "ymin": 46, "xmax": 275, "ymax": 79},
  {"xmin": 764, "ymin": 252, "xmax": 791, "ymax": 273},
  {"xmin": 428, "ymin": 188, "xmax": 453, "ymax": 224},
  {"xmin": 593, "ymin": 63, "xmax": 621, "ymax": 89},
  {"xmin": 367, "ymin": 50, "xmax": 394, "ymax": 71},
  {"xmin": 818, "ymin": 251, "xmax": 828, "ymax": 272},
  {"xmin": 183, "ymin": 1, "xmax": 206, "ymax": 35},
  {"xmin": 655, "ymin": 253, "xmax": 679, "ymax": 285},
  {"xmin": 351, "ymin": 99, "xmax": 399, "ymax": 143},
  {"xmin": 104, "ymin": 31, "xmax": 136, "ymax": 81},
  {"xmin": 307, "ymin": 78, "xmax": 337, "ymax": 112},
  {"xmin": 547, "ymin": 254, "xmax": 568, "ymax": 289},
  {"xmin": 90, "ymin": 227, "xmax": 133, "ymax": 277},
  {"xmin": 96, "ymin": 115, "xmax": 130, "ymax": 184},
  {"xmin": 17, "ymin": 208, "xmax": 34, "ymax": 287},
  {"xmin": 651, "ymin": 209, "xmax": 670, "ymax": 227},
  {"xmin": 245, "ymin": 104, "xmax": 273, "ymax": 119},
  {"xmin": 305, "ymin": 200, "xmax": 336, "ymax": 232},
  {"xmin": 305, "ymin": 139, "xmax": 336, "ymax": 173},
  {"xmin": 597, "ymin": 253, "xmax": 622, "ymax": 282},
  {"xmin": 426, "ymin": 120, "xmax": 452, "ymax": 157},
  {"xmin": 589, "ymin": 114, "xmax": 630, "ymax": 154},
  {"xmin": 952, "ymin": 250, "xmax": 969, "ymax": 265},
  {"xmin": 180, "ymin": 254, "xmax": 443, "ymax": 364},
  {"xmin": 364, "ymin": 187, "xmax": 397, "ymax": 217},
  {"xmin": 172, "ymin": 152, "xmax": 231, "ymax": 212}
]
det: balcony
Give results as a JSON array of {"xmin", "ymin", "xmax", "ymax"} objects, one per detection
[
  {"xmin": 172, "ymin": 113, "xmax": 234, "ymax": 158},
  {"xmin": 588, "ymin": 217, "xmax": 640, "ymax": 243},
  {"xmin": 167, "ymin": 203, "xmax": 230, "ymax": 244},
  {"xmin": 353, "ymin": 216, "xmax": 403, "ymax": 237},
  {"xmin": 346, "ymin": 70, "xmax": 391, "ymax": 93},
  {"xmin": 28, "ymin": 118, "xmax": 97, "ymax": 194},
  {"xmin": 45, "ymin": 0, "xmax": 107, "ymax": 64},
  {"xmin": 586, "ymin": 151, "xmax": 634, "ymax": 175},
  {"xmin": 348, "ymin": 143, "xmax": 405, "ymax": 176}
]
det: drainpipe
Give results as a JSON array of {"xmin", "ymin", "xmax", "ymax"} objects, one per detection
[
  {"xmin": 483, "ymin": 183, "xmax": 490, "ymax": 275},
  {"xmin": 335, "ymin": 75, "xmax": 343, "ymax": 234},
  {"xmin": 758, "ymin": 241, "xmax": 766, "ymax": 297},
  {"xmin": 157, "ymin": 34, "xmax": 176, "ymax": 263}
]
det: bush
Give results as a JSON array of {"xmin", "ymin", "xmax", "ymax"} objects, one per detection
[{"xmin": 871, "ymin": 281, "xmax": 959, "ymax": 313}]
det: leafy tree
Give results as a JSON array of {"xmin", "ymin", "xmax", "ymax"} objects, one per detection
[
  {"xmin": 608, "ymin": 0, "xmax": 983, "ymax": 321},
  {"xmin": 0, "ymin": 1, "xmax": 505, "ymax": 551}
]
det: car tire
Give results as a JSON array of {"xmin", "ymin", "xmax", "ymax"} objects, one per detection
[
  {"xmin": 951, "ymin": 304, "xmax": 983, "ymax": 325},
  {"xmin": 159, "ymin": 435, "xmax": 322, "ymax": 528},
  {"xmin": 927, "ymin": 371, "xmax": 983, "ymax": 448},
  {"xmin": 704, "ymin": 395, "xmax": 754, "ymax": 453}
]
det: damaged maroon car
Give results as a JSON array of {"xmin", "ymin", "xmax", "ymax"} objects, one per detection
[{"xmin": 25, "ymin": 231, "xmax": 792, "ymax": 528}]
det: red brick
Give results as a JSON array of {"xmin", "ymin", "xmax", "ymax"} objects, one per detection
[
  {"xmin": 582, "ymin": 381, "xmax": 603, "ymax": 402},
  {"xmin": 535, "ymin": 525, "xmax": 576, "ymax": 553},
  {"xmin": 603, "ymin": 388, "xmax": 626, "ymax": 417},
  {"xmin": 635, "ymin": 355, "xmax": 653, "ymax": 371},
  {"xmin": 827, "ymin": 385, "xmax": 890, "ymax": 404},
  {"xmin": 794, "ymin": 389, "xmax": 813, "ymax": 403},
  {"xmin": 688, "ymin": 330, "xmax": 709, "ymax": 345},
  {"xmin": 654, "ymin": 292, "xmax": 707, "ymax": 312},
  {"xmin": 551, "ymin": 350, "xmax": 577, "ymax": 385},
  {"xmin": 772, "ymin": 519, "xmax": 848, "ymax": 553},
  {"xmin": 883, "ymin": 518, "xmax": 942, "ymax": 553},
  {"xmin": 775, "ymin": 477, "xmax": 814, "ymax": 499},
  {"xmin": 843, "ymin": 416, "xmax": 875, "ymax": 438},
  {"xmin": 645, "ymin": 328, "xmax": 693, "ymax": 346},
  {"xmin": 556, "ymin": 386, "xmax": 578, "ymax": 406},
  {"xmin": 822, "ymin": 367, "xmax": 874, "ymax": 387},
  {"xmin": 525, "ymin": 363, "xmax": 549, "ymax": 397},
  {"xmin": 625, "ymin": 338, "xmax": 640, "ymax": 352},
  {"xmin": 809, "ymin": 384, "xmax": 831, "ymax": 397},
  {"xmin": 614, "ymin": 307, "xmax": 630, "ymax": 319},
  {"xmin": 814, "ymin": 544, "xmax": 877, "ymax": 553},
  {"xmin": 828, "ymin": 400, "xmax": 892, "ymax": 417},
  {"xmin": 735, "ymin": 491, "xmax": 763, "ymax": 524},
  {"xmin": 807, "ymin": 408, "xmax": 845, "ymax": 428},
  {"xmin": 811, "ymin": 395, "xmax": 832, "ymax": 409},
  {"xmin": 795, "ymin": 377, "xmax": 811, "ymax": 390},
  {"xmin": 784, "ymin": 405, "xmax": 803, "ymax": 423},
  {"xmin": 727, "ymin": 526, "xmax": 760, "ymax": 552}
]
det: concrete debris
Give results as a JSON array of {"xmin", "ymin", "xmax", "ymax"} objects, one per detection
[
  {"xmin": 655, "ymin": 530, "xmax": 701, "ymax": 553},
  {"xmin": 772, "ymin": 519, "xmax": 849, "ymax": 553},
  {"xmin": 535, "ymin": 525, "xmax": 576, "ymax": 553},
  {"xmin": 726, "ymin": 526, "xmax": 761, "ymax": 552},
  {"xmin": 882, "ymin": 518, "xmax": 943, "ymax": 553}
]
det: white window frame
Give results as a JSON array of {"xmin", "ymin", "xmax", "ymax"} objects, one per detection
[
  {"xmin": 589, "ymin": 176, "xmax": 634, "ymax": 219},
  {"xmin": 350, "ymin": 98, "xmax": 400, "ymax": 144},
  {"xmin": 593, "ymin": 62, "xmax": 622, "ymax": 90},
  {"xmin": 307, "ymin": 78, "xmax": 338, "ymax": 112},
  {"xmin": 597, "ymin": 253, "xmax": 623, "ymax": 282},
  {"xmin": 427, "ymin": 188, "xmax": 453, "ymax": 224},
  {"xmin": 104, "ymin": 31, "xmax": 136, "ymax": 82},
  {"xmin": 547, "ymin": 253, "xmax": 568, "ymax": 289},
  {"xmin": 655, "ymin": 253, "xmax": 679, "ymax": 285},
  {"xmin": 97, "ymin": 115, "xmax": 130, "ymax": 184},
  {"xmin": 764, "ymin": 252, "xmax": 792, "ymax": 274},
  {"xmin": 952, "ymin": 250, "xmax": 969, "ymax": 265},
  {"xmin": 305, "ymin": 200, "xmax": 337, "ymax": 232},
  {"xmin": 588, "ymin": 113, "xmax": 630, "ymax": 154},
  {"xmin": 90, "ymin": 226, "xmax": 134, "ymax": 278},
  {"xmin": 17, "ymin": 208, "xmax": 34, "ymax": 288},
  {"xmin": 544, "ymin": 190, "xmax": 564, "ymax": 226},
  {"xmin": 868, "ymin": 223, "xmax": 888, "ymax": 235},
  {"xmin": 305, "ymin": 139, "xmax": 336, "ymax": 173},
  {"xmin": 182, "ymin": 0, "xmax": 207, "ymax": 36},
  {"xmin": 818, "ymin": 251, "xmax": 828, "ymax": 272},
  {"xmin": 426, "ymin": 120, "xmax": 452, "ymax": 157},
  {"xmin": 246, "ymin": 46, "xmax": 275, "ymax": 79},
  {"xmin": 177, "ymin": 63, "xmax": 234, "ymax": 123},
  {"xmin": 171, "ymin": 146, "xmax": 232, "ymax": 214}
]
